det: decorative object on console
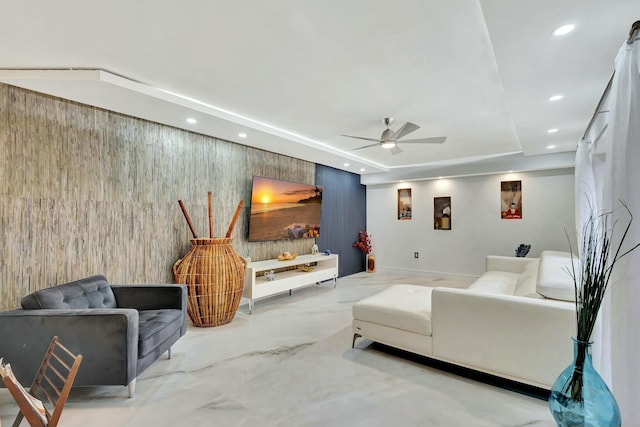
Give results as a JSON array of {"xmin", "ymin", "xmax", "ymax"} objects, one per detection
[
  {"xmin": 174, "ymin": 195, "xmax": 247, "ymax": 327},
  {"xmin": 299, "ymin": 264, "xmax": 314, "ymax": 272},
  {"xmin": 311, "ymin": 243, "xmax": 319, "ymax": 255},
  {"xmin": 277, "ymin": 252, "xmax": 298, "ymax": 261},
  {"xmin": 434, "ymin": 196, "xmax": 451, "ymax": 230},
  {"xmin": 501, "ymin": 180, "xmax": 522, "ymax": 219},
  {"xmin": 264, "ymin": 270, "xmax": 276, "ymax": 281},
  {"xmin": 515, "ymin": 244, "xmax": 531, "ymax": 257},
  {"xmin": 548, "ymin": 204, "xmax": 639, "ymax": 426}
]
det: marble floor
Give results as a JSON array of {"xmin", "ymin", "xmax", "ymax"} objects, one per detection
[{"xmin": 0, "ymin": 272, "xmax": 556, "ymax": 427}]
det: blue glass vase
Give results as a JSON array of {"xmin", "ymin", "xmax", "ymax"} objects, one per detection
[{"xmin": 548, "ymin": 339, "xmax": 621, "ymax": 426}]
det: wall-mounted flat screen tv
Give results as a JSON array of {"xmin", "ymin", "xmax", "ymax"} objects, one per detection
[{"xmin": 248, "ymin": 176, "xmax": 322, "ymax": 242}]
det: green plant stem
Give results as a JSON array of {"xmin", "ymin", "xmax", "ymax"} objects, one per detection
[
  {"xmin": 568, "ymin": 203, "xmax": 640, "ymax": 345},
  {"xmin": 566, "ymin": 341, "xmax": 588, "ymax": 401}
]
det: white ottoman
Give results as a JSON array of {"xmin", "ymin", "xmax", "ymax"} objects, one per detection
[{"xmin": 352, "ymin": 284, "xmax": 434, "ymax": 355}]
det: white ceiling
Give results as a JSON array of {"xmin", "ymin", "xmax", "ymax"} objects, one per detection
[{"xmin": 1, "ymin": 1, "xmax": 638, "ymax": 183}]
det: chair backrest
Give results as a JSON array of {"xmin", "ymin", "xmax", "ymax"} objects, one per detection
[
  {"xmin": 2, "ymin": 336, "xmax": 83, "ymax": 427},
  {"xmin": 20, "ymin": 275, "xmax": 117, "ymax": 309}
]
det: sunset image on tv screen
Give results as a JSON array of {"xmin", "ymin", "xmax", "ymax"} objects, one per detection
[{"xmin": 248, "ymin": 176, "xmax": 322, "ymax": 242}]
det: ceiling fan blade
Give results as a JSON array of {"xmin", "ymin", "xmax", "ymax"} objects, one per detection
[
  {"xmin": 352, "ymin": 142, "xmax": 381, "ymax": 151},
  {"xmin": 391, "ymin": 122, "xmax": 420, "ymax": 140},
  {"xmin": 341, "ymin": 134, "xmax": 380, "ymax": 142},
  {"xmin": 390, "ymin": 145, "xmax": 403, "ymax": 155},
  {"xmin": 399, "ymin": 136, "xmax": 447, "ymax": 144}
]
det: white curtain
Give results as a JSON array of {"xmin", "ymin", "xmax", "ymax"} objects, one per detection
[
  {"xmin": 574, "ymin": 136, "xmax": 613, "ymax": 381},
  {"xmin": 574, "ymin": 138, "xmax": 596, "ymax": 242},
  {"xmin": 575, "ymin": 36, "xmax": 640, "ymax": 421}
]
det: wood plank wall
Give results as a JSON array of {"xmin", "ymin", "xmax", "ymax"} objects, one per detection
[
  {"xmin": 315, "ymin": 165, "xmax": 367, "ymax": 276},
  {"xmin": 0, "ymin": 83, "xmax": 316, "ymax": 310}
]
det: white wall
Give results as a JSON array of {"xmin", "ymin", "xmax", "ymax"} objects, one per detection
[{"xmin": 366, "ymin": 168, "xmax": 575, "ymax": 277}]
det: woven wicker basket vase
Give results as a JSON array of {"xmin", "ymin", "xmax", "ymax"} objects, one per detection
[{"xmin": 173, "ymin": 238, "xmax": 247, "ymax": 327}]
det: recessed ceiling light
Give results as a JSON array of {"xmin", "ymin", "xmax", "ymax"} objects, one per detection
[
  {"xmin": 548, "ymin": 94, "xmax": 564, "ymax": 102},
  {"xmin": 344, "ymin": 163, "xmax": 350, "ymax": 167},
  {"xmin": 238, "ymin": 132, "xmax": 247, "ymax": 138},
  {"xmin": 186, "ymin": 118, "xmax": 197, "ymax": 124},
  {"xmin": 553, "ymin": 24, "xmax": 575, "ymax": 36},
  {"xmin": 547, "ymin": 145, "xmax": 557, "ymax": 149},
  {"xmin": 547, "ymin": 128, "xmax": 559, "ymax": 133},
  {"xmin": 360, "ymin": 168, "xmax": 366, "ymax": 172}
]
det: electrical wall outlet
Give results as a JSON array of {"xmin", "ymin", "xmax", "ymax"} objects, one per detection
[{"xmin": 414, "ymin": 252, "xmax": 419, "ymax": 259}]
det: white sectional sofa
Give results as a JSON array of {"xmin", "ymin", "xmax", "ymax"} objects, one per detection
[{"xmin": 352, "ymin": 251, "xmax": 578, "ymax": 389}]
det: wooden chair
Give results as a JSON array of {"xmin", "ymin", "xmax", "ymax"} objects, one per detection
[{"xmin": 2, "ymin": 336, "xmax": 82, "ymax": 427}]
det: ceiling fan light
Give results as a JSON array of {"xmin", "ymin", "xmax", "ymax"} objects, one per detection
[
  {"xmin": 381, "ymin": 141, "xmax": 396, "ymax": 149},
  {"xmin": 553, "ymin": 24, "xmax": 575, "ymax": 36}
]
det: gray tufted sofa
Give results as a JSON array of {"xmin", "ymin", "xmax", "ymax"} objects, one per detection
[{"xmin": 0, "ymin": 275, "xmax": 187, "ymax": 397}]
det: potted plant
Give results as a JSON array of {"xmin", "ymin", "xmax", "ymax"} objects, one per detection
[{"xmin": 549, "ymin": 203, "xmax": 640, "ymax": 426}]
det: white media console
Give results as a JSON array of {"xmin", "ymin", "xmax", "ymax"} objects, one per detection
[{"xmin": 243, "ymin": 253, "xmax": 339, "ymax": 313}]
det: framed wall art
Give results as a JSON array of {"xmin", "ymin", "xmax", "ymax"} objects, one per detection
[
  {"xmin": 398, "ymin": 188, "xmax": 412, "ymax": 220},
  {"xmin": 501, "ymin": 180, "xmax": 522, "ymax": 219},
  {"xmin": 434, "ymin": 196, "xmax": 451, "ymax": 230}
]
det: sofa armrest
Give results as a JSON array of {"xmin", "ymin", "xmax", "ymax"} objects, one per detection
[
  {"xmin": 431, "ymin": 287, "xmax": 575, "ymax": 388},
  {"xmin": 111, "ymin": 284, "xmax": 187, "ymax": 310},
  {"xmin": 0, "ymin": 309, "xmax": 138, "ymax": 387},
  {"xmin": 485, "ymin": 255, "xmax": 537, "ymax": 274},
  {"xmin": 112, "ymin": 284, "xmax": 188, "ymax": 335}
]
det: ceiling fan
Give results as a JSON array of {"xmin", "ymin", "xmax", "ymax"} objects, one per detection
[{"xmin": 342, "ymin": 117, "xmax": 446, "ymax": 155}]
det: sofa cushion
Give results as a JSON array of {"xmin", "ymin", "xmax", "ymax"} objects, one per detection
[
  {"xmin": 467, "ymin": 271, "xmax": 520, "ymax": 295},
  {"xmin": 514, "ymin": 259, "xmax": 540, "ymax": 297},
  {"xmin": 21, "ymin": 275, "xmax": 117, "ymax": 309},
  {"xmin": 536, "ymin": 251, "xmax": 577, "ymax": 302},
  {"xmin": 353, "ymin": 284, "xmax": 433, "ymax": 336},
  {"xmin": 138, "ymin": 309, "xmax": 184, "ymax": 358}
]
